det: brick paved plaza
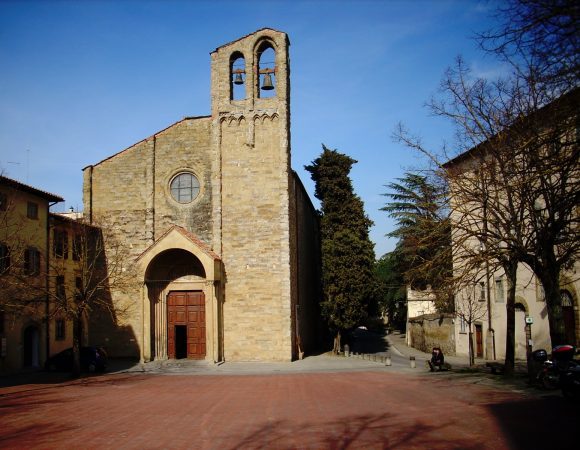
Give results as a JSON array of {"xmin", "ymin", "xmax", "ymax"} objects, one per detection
[{"xmin": 1, "ymin": 368, "xmax": 577, "ymax": 449}]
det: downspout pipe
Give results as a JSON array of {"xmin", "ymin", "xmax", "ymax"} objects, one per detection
[{"xmin": 46, "ymin": 201, "xmax": 60, "ymax": 362}]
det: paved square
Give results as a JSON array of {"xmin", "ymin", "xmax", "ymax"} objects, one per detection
[{"xmin": 0, "ymin": 371, "xmax": 577, "ymax": 449}]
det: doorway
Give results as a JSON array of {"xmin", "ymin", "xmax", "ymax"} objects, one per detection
[
  {"xmin": 23, "ymin": 325, "xmax": 40, "ymax": 367},
  {"xmin": 174, "ymin": 325, "xmax": 187, "ymax": 359},
  {"xmin": 475, "ymin": 324, "xmax": 483, "ymax": 358},
  {"xmin": 167, "ymin": 291, "xmax": 206, "ymax": 359}
]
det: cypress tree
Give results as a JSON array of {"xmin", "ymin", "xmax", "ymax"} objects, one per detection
[{"xmin": 305, "ymin": 145, "xmax": 376, "ymax": 353}]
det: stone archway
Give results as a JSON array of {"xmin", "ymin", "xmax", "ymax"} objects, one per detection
[
  {"xmin": 135, "ymin": 226, "xmax": 222, "ymax": 363},
  {"xmin": 560, "ymin": 290, "xmax": 576, "ymax": 346},
  {"xmin": 145, "ymin": 249, "xmax": 207, "ymax": 360}
]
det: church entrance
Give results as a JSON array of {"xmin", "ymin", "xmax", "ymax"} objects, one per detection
[{"xmin": 167, "ymin": 291, "xmax": 206, "ymax": 359}]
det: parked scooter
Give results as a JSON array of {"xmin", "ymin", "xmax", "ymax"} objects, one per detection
[
  {"xmin": 536, "ymin": 345, "xmax": 577, "ymax": 390},
  {"xmin": 561, "ymin": 363, "xmax": 580, "ymax": 401}
]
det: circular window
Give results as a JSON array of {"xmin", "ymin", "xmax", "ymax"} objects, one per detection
[{"xmin": 170, "ymin": 172, "xmax": 200, "ymax": 204}]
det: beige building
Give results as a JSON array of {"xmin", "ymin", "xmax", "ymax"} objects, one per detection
[
  {"xmin": 405, "ymin": 287, "xmax": 436, "ymax": 347},
  {"xmin": 0, "ymin": 175, "xmax": 74, "ymax": 374},
  {"xmin": 445, "ymin": 92, "xmax": 579, "ymax": 361},
  {"xmin": 83, "ymin": 29, "xmax": 321, "ymax": 363}
]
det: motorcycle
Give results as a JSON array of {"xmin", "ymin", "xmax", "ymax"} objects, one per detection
[
  {"xmin": 561, "ymin": 363, "xmax": 580, "ymax": 401},
  {"xmin": 536, "ymin": 344, "xmax": 577, "ymax": 390}
]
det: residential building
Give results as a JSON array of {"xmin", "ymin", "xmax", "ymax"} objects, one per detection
[
  {"xmin": 445, "ymin": 91, "xmax": 579, "ymax": 361},
  {"xmin": 0, "ymin": 175, "xmax": 64, "ymax": 373}
]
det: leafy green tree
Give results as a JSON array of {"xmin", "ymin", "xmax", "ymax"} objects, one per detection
[
  {"xmin": 305, "ymin": 145, "xmax": 376, "ymax": 353},
  {"xmin": 381, "ymin": 172, "xmax": 452, "ymax": 311},
  {"xmin": 375, "ymin": 251, "xmax": 407, "ymax": 331}
]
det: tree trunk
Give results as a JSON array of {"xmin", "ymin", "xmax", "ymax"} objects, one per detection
[
  {"xmin": 468, "ymin": 329, "xmax": 475, "ymax": 366},
  {"xmin": 536, "ymin": 271, "xmax": 564, "ymax": 346},
  {"xmin": 503, "ymin": 261, "xmax": 518, "ymax": 377},
  {"xmin": 333, "ymin": 330, "xmax": 341, "ymax": 354},
  {"xmin": 72, "ymin": 318, "xmax": 83, "ymax": 377}
]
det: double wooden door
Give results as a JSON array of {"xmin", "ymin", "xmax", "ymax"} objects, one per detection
[{"xmin": 167, "ymin": 291, "xmax": 206, "ymax": 359}]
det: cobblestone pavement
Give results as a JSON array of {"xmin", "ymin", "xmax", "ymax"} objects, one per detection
[{"xmin": 1, "ymin": 364, "xmax": 578, "ymax": 449}]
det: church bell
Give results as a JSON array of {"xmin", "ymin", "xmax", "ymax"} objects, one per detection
[
  {"xmin": 233, "ymin": 73, "xmax": 244, "ymax": 85},
  {"xmin": 261, "ymin": 73, "xmax": 274, "ymax": 90}
]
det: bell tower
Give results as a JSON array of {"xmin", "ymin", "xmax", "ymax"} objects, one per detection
[{"xmin": 210, "ymin": 29, "xmax": 294, "ymax": 360}]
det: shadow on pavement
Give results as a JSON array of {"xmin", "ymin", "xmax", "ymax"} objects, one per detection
[
  {"xmin": 487, "ymin": 395, "xmax": 579, "ymax": 450},
  {"xmin": 226, "ymin": 412, "xmax": 484, "ymax": 450},
  {"xmin": 0, "ymin": 358, "xmax": 140, "ymax": 389},
  {"xmin": 346, "ymin": 325, "xmax": 390, "ymax": 354}
]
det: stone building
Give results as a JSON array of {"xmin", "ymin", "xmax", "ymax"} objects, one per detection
[{"xmin": 83, "ymin": 29, "xmax": 321, "ymax": 363}]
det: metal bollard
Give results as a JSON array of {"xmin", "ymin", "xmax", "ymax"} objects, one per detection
[
  {"xmin": 344, "ymin": 344, "xmax": 350, "ymax": 357},
  {"xmin": 410, "ymin": 356, "xmax": 416, "ymax": 368},
  {"xmin": 385, "ymin": 354, "xmax": 392, "ymax": 366}
]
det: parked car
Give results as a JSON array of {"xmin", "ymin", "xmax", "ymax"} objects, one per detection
[{"xmin": 45, "ymin": 346, "xmax": 108, "ymax": 373}]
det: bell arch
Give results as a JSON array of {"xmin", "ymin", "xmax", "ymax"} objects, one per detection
[
  {"xmin": 230, "ymin": 51, "xmax": 246, "ymax": 101},
  {"xmin": 255, "ymin": 39, "xmax": 276, "ymax": 98}
]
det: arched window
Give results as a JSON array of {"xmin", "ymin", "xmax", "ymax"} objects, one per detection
[
  {"xmin": 257, "ymin": 42, "xmax": 276, "ymax": 98},
  {"xmin": 230, "ymin": 52, "xmax": 245, "ymax": 101},
  {"xmin": 561, "ymin": 290, "xmax": 576, "ymax": 345}
]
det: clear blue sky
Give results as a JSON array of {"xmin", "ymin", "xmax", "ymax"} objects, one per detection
[{"xmin": 0, "ymin": 0, "xmax": 501, "ymax": 258}]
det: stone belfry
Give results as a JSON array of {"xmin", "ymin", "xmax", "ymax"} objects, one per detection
[{"xmin": 210, "ymin": 29, "xmax": 295, "ymax": 360}]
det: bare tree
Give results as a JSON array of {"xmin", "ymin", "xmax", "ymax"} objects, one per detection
[
  {"xmin": 478, "ymin": 0, "xmax": 579, "ymax": 96},
  {"xmin": 49, "ymin": 215, "xmax": 137, "ymax": 375},
  {"xmin": 395, "ymin": 58, "xmax": 578, "ymax": 375},
  {"xmin": 454, "ymin": 280, "xmax": 490, "ymax": 366},
  {"xmin": 0, "ymin": 209, "xmax": 137, "ymax": 376}
]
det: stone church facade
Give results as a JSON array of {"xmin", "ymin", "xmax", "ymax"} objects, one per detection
[{"xmin": 83, "ymin": 29, "xmax": 321, "ymax": 363}]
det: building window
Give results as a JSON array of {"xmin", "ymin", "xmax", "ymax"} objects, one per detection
[
  {"xmin": 561, "ymin": 290, "xmax": 573, "ymax": 307},
  {"xmin": 55, "ymin": 319, "xmax": 65, "ymax": 340},
  {"xmin": 459, "ymin": 316, "xmax": 467, "ymax": 334},
  {"xmin": 24, "ymin": 247, "xmax": 41, "ymax": 276},
  {"xmin": 0, "ymin": 192, "xmax": 7, "ymax": 211},
  {"xmin": 495, "ymin": 277, "xmax": 505, "ymax": 303},
  {"xmin": 56, "ymin": 275, "xmax": 66, "ymax": 301},
  {"xmin": 53, "ymin": 229, "xmax": 69, "ymax": 259},
  {"xmin": 170, "ymin": 172, "xmax": 200, "ymax": 204},
  {"xmin": 0, "ymin": 243, "xmax": 10, "ymax": 274},
  {"xmin": 27, "ymin": 202, "xmax": 38, "ymax": 219},
  {"xmin": 479, "ymin": 282, "xmax": 486, "ymax": 302},
  {"xmin": 75, "ymin": 277, "xmax": 83, "ymax": 301},
  {"xmin": 72, "ymin": 234, "xmax": 82, "ymax": 261}
]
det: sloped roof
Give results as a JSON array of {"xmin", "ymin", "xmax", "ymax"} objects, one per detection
[
  {"xmin": 211, "ymin": 27, "xmax": 287, "ymax": 53},
  {"xmin": 83, "ymin": 115, "xmax": 211, "ymax": 170},
  {"xmin": 136, "ymin": 225, "xmax": 221, "ymax": 262},
  {"xmin": 0, "ymin": 175, "xmax": 64, "ymax": 202},
  {"xmin": 443, "ymin": 87, "xmax": 579, "ymax": 168}
]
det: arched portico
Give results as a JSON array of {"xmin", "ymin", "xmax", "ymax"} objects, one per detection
[{"xmin": 136, "ymin": 226, "xmax": 222, "ymax": 363}]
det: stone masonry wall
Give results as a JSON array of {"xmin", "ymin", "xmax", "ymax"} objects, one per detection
[
  {"xmin": 408, "ymin": 313, "xmax": 456, "ymax": 356},
  {"xmin": 82, "ymin": 118, "xmax": 214, "ymax": 357},
  {"xmin": 212, "ymin": 29, "xmax": 293, "ymax": 361},
  {"xmin": 291, "ymin": 172, "xmax": 322, "ymax": 356}
]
